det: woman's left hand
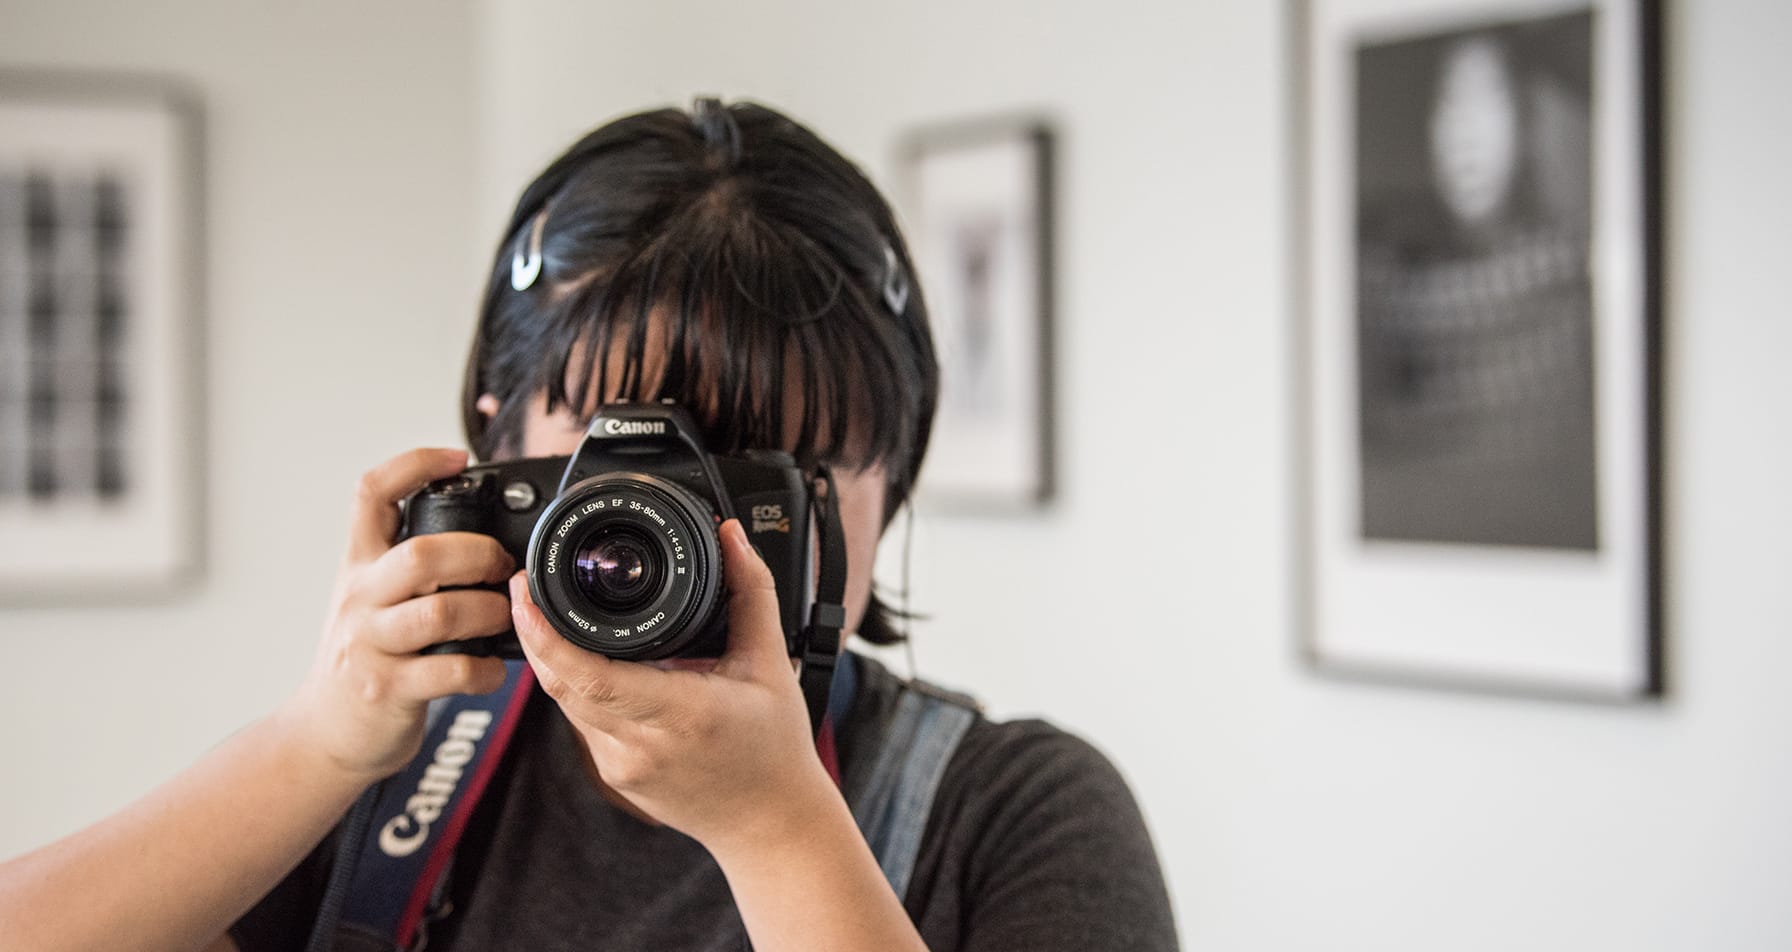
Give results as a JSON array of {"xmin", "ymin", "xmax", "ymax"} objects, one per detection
[{"xmin": 510, "ymin": 518, "xmax": 838, "ymax": 859}]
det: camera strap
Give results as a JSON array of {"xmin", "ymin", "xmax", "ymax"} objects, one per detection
[
  {"xmin": 304, "ymin": 660, "xmax": 536, "ymax": 952},
  {"xmin": 799, "ymin": 465, "xmax": 848, "ymax": 739}
]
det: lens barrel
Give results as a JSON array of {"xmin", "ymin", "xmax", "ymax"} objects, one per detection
[{"xmin": 523, "ymin": 473, "xmax": 723, "ymax": 659}]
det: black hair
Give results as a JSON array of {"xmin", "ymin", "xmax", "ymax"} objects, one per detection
[{"xmin": 461, "ymin": 99, "xmax": 936, "ymax": 645}]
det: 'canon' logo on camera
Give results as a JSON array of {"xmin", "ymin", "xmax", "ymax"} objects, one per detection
[{"xmin": 603, "ymin": 418, "xmax": 667, "ymax": 436}]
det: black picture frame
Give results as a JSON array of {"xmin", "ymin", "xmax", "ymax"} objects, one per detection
[
  {"xmin": 896, "ymin": 117, "xmax": 1057, "ymax": 513},
  {"xmin": 1290, "ymin": 0, "xmax": 1665, "ymax": 700}
]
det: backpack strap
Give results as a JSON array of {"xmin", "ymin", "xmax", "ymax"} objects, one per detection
[
  {"xmin": 306, "ymin": 659, "xmax": 535, "ymax": 952},
  {"xmin": 848, "ymin": 681, "xmax": 979, "ymax": 901}
]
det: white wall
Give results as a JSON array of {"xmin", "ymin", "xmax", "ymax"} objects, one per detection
[
  {"xmin": 476, "ymin": 1, "xmax": 1792, "ymax": 948},
  {"xmin": 4, "ymin": 1, "xmax": 1791, "ymax": 949},
  {"xmin": 0, "ymin": 0, "xmax": 481, "ymax": 858}
]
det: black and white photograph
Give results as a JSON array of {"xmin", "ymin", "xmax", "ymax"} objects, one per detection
[
  {"xmin": 0, "ymin": 75, "xmax": 200, "ymax": 597},
  {"xmin": 1294, "ymin": 0, "xmax": 1663, "ymax": 698},
  {"xmin": 899, "ymin": 119, "xmax": 1055, "ymax": 511}
]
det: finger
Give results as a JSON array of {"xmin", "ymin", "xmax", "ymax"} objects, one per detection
[
  {"xmin": 357, "ymin": 532, "xmax": 515, "ymax": 607},
  {"xmin": 389, "ymin": 652, "xmax": 509, "ymax": 703},
  {"xmin": 367, "ymin": 589, "xmax": 514, "ymax": 655},
  {"xmin": 509, "ymin": 572, "xmax": 676, "ymax": 728},
  {"xmin": 715, "ymin": 519, "xmax": 790, "ymax": 678},
  {"xmin": 346, "ymin": 448, "xmax": 470, "ymax": 564}
]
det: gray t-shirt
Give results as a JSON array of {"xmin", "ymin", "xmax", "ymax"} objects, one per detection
[{"xmin": 232, "ymin": 653, "xmax": 1178, "ymax": 951}]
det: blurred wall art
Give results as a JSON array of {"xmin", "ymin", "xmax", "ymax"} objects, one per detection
[
  {"xmin": 1291, "ymin": 0, "xmax": 1664, "ymax": 698},
  {"xmin": 899, "ymin": 117, "xmax": 1056, "ymax": 513},
  {"xmin": 0, "ymin": 72, "xmax": 202, "ymax": 599}
]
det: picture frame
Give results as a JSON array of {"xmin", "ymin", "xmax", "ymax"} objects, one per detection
[
  {"xmin": 0, "ymin": 72, "xmax": 204, "ymax": 600},
  {"xmin": 897, "ymin": 117, "xmax": 1056, "ymax": 512},
  {"xmin": 1290, "ymin": 0, "xmax": 1665, "ymax": 699}
]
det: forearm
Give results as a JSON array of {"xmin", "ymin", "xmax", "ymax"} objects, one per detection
[
  {"xmin": 0, "ymin": 708, "xmax": 371, "ymax": 952},
  {"xmin": 711, "ymin": 791, "xmax": 929, "ymax": 952}
]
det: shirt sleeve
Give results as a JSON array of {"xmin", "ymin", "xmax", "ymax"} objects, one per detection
[{"xmin": 909, "ymin": 719, "xmax": 1180, "ymax": 952}]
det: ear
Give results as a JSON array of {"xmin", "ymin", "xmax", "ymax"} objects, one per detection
[{"xmin": 475, "ymin": 393, "xmax": 500, "ymax": 420}]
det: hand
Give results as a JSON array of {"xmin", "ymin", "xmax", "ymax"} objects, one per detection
[
  {"xmin": 279, "ymin": 448, "xmax": 515, "ymax": 783},
  {"xmin": 512, "ymin": 519, "xmax": 837, "ymax": 857}
]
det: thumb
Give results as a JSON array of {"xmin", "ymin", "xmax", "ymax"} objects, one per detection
[{"xmin": 715, "ymin": 519, "xmax": 790, "ymax": 677}]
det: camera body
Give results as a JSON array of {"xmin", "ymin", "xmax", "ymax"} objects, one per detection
[{"xmin": 402, "ymin": 403, "xmax": 816, "ymax": 661}]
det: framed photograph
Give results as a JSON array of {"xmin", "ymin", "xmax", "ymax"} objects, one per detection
[
  {"xmin": 0, "ymin": 73, "xmax": 203, "ymax": 599},
  {"xmin": 898, "ymin": 118, "xmax": 1055, "ymax": 512},
  {"xmin": 1291, "ymin": 1, "xmax": 1664, "ymax": 698}
]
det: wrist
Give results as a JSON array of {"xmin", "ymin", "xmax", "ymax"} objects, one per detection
[
  {"xmin": 266, "ymin": 700, "xmax": 393, "ymax": 793},
  {"xmin": 706, "ymin": 775, "xmax": 929, "ymax": 952},
  {"xmin": 703, "ymin": 762, "xmax": 855, "ymax": 871}
]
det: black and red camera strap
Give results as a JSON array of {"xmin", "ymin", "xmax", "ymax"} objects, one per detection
[{"xmin": 305, "ymin": 660, "xmax": 535, "ymax": 952}]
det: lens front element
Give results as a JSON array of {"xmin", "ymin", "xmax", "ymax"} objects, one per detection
[{"xmin": 573, "ymin": 527, "xmax": 660, "ymax": 614}]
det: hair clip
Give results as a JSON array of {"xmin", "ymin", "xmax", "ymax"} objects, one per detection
[
  {"xmin": 881, "ymin": 244, "xmax": 911, "ymax": 315},
  {"xmin": 510, "ymin": 209, "xmax": 547, "ymax": 291},
  {"xmin": 691, "ymin": 96, "xmax": 742, "ymax": 168}
]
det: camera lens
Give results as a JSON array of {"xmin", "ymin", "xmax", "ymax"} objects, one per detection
[
  {"xmin": 572, "ymin": 527, "xmax": 661, "ymax": 614},
  {"xmin": 525, "ymin": 472, "xmax": 724, "ymax": 659}
]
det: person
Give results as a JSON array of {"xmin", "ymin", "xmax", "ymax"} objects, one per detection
[{"xmin": 0, "ymin": 99, "xmax": 1176, "ymax": 952}]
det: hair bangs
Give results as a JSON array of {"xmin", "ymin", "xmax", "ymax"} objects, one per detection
[{"xmin": 542, "ymin": 198, "xmax": 914, "ymax": 478}]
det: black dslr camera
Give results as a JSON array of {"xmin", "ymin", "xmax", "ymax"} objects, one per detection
[{"xmin": 401, "ymin": 403, "xmax": 842, "ymax": 667}]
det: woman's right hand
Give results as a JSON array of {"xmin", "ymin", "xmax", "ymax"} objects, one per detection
[
  {"xmin": 278, "ymin": 447, "xmax": 516, "ymax": 783},
  {"xmin": 0, "ymin": 448, "xmax": 518, "ymax": 952}
]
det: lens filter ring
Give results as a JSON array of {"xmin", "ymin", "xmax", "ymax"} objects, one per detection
[{"xmin": 524, "ymin": 473, "xmax": 721, "ymax": 658}]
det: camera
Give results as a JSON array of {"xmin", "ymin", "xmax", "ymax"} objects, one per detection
[{"xmin": 401, "ymin": 402, "xmax": 831, "ymax": 662}]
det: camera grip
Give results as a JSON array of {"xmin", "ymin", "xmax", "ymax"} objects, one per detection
[
  {"xmin": 420, "ymin": 633, "xmax": 521, "ymax": 659},
  {"xmin": 400, "ymin": 468, "xmax": 533, "ymax": 661}
]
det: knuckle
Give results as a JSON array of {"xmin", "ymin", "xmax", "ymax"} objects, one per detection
[
  {"xmin": 572, "ymin": 673, "xmax": 618, "ymax": 706},
  {"xmin": 480, "ymin": 590, "xmax": 514, "ymax": 623},
  {"xmin": 357, "ymin": 669, "xmax": 391, "ymax": 706},
  {"xmin": 536, "ymin": 668, "xmax": 568, "ymax": 700},
  {"xmin": 416, "ymin": 595, "xmax": 455, "ymax": 635},
  {"xmin": 392, "ymin": 537, "xmax": 439, "ymax": 584},
  {"xmin": 603, "ymin": 758, "xmax": 638, "ymax": 788},
  {"xmin": 606, "ymin": 748, "xmax": 656, "ymax": 789},
  {"xmin": 339, "ymin": 566, "xmax": 374, "ymax": 605},
  {"xmin": 444, "ymin": 655, "xmax": 478, "ymax": 686},
  {"xmin": 339, "ymin": 616, "xmax": 378, "ymax": 653},
  {"xmin": 326, "ymin": 642, "xmax": 355, "ymax": 676},
  {"xmin": 481, "ymin": 536, "xmax": 517, "ymax": 573},
  {"xmin": 355, "ymin": 464, "xmax": 395, "ymax": 506},
  {"xmin": 355, "ymin": 467, "xmax": 382, "ymax": 501}
]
